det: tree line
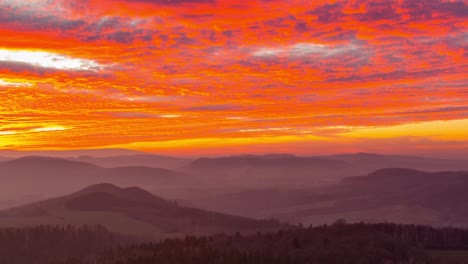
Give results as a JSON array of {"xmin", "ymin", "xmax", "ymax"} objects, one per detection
[
  {"xmin": 2, "ymin": 222, "xmax": 468, "ymax": 264},
  {"xmin": 60, "ymin": 222, "xmax": 468, "ymax": 264},
  {"xmin": 0, "ymin": 225, "xmax": 119, "ymax": 264}
]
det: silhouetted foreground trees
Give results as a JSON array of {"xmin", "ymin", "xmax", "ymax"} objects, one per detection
[
  {"xmin": 3, "ymin": 223, "xmax": 468, "ymax": 264},
  {"xmin": 59, "ymin": 223, "xmax": 468, "ymax": 264},
  {"xmin": 0, "ymin": 225, "xmax": 119, "ymax": 264}
]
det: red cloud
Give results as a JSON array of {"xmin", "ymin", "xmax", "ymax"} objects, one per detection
[{"xmin": 0, "ymin": 0, "xmax": 466, "ymax": 153}]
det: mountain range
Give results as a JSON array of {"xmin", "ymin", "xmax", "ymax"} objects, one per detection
[
  {"xmin": 183, "ymin": 153, "xmax": 468, "ymax": 187},
  {"xmin": 2, "ymin": 152, "xmax": 468, "ymax": 229},
  {"xmin": 0, "ymin": 156, "xmax": 185, "ymax": 209},
  {"xmin": 199, "ymin": 168, "xmax": 468, "ymax": 227},
  {"xmin": 72, "ymin": 154, "xmax": 191, "ymax": 170},
  {"xmin": 0, "ymin": 183, "xmax": 282, "ymax": 238}
]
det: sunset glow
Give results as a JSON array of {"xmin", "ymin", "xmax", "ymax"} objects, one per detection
[{"xmin": 0, "ymin": 0, "xmax": 466, "ymax": 155}]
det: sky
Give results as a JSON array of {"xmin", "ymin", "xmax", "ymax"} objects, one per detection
[{"xmin": 0, "ymin": 0, "xmax": 467, "ymax": 156}]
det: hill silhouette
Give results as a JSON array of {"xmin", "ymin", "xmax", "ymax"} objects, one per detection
[
  {"xmin": 0, "ymin": 183, "xmax": 282, "ymax": 238},
  {"xmin": 331, "ymin": 153, "xmax": 468, "ymax": 172},
  {"xmin": 183, "ymin": 153, "xmax": 468, "ymax": 188},
  {"xmin": 264, "ymin": 168, "xmax": 468, "ymax": 226},
  {"xmin": 184, "ymin": 155, "xmax": 352, "ymax": 187},
  {"xmin": 0, "ymin": 157, "xmax": 184, "ymax": 209},
  {"xmin": 73, "ymin": 154, "xmax": 192, "ymax": 169},
  {"xmin": 0, "ymin": 149, "xmax": 144, "ymax": 158}
]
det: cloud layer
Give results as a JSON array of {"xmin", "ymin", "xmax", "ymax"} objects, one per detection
[{"xmin": 0, "ymin": 0, "xmax": 466, "ymax": 154}]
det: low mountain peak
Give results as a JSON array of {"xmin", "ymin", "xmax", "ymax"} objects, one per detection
[
  {"xmin": 368, "ymin": 168, "xmax": 427, "ymax": 177},
  {"xmin": 74, "ymin": 183, "xmax": 161, "ymax": 202},
  {"xmin": 76, "ymin": 183, "xmax": 122, "ymax": 194},
  {"xmin": 9, "ymin": 156, "xmax": 66, "ymax": 162},
  {"xmin": 4, "ymin": 156, "xmax": 100, "ymax": 168},
  {"xmin": 121, "ymin": 186, "xmax": 155, "ymax": 199}
]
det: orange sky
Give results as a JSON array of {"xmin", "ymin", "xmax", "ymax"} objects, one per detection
[{"xmin": 0, "ymin": 0, "xmax": 467, "ymax": 156}]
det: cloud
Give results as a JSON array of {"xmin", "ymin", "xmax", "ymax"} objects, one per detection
[
  {"xmin": 0, "ymin": 130, "xmax": 17, "ymax": 135},
  {"xmin": 98, "ymin": 112, "xmax": 181, "ymax": 118},
  {"xmin": 305, "ymin": 0, "xmax": 468, "ymax": 25},
  {"xmin": 31, "ymin": 126, "xmax": 69, "ymax": 132},
  {"xmin": 182, "ymin": 104, "xmax": 243, "ymax": 111},
  {"xmin": 119, "ymin": 95, "xmax": 178, "ymax": 102},
  {"xmin": 239, "ymin": 127, "xmax": 293, "ymax": 133},
  {"xmin": 402, "ymin": 0, "xmax": 468, "ymax": 19},
  {"xmin": 0, "ymin": 0, "xmax": 466, "ymax": 153},
  {"xmin": 0, "ymin": 49, "xmax": 103, "ymax": 71},
  {"xmin": 0, "ymin": 78, "xmax": 33, "ymax": 87},
  {"xmin": 182, "ymin": 14, "xmax": 215, "ymax": 19},
  {"xmin": 252, "ymin": 42, "xmax": 361, "ymax": 58},
  {"xmin": 326, "ymin": 66, "xmax": 459, "ymax": 83},
  {"xmin": 0, "ymin": 3, "xmax": 156, "ymax": 44},
  {"xmin": 0, "ymin": 1, "xmax": 85, "ymax": 31},
  {"xmin": 398, "ymin": 106, "xmax": 468, "ymax": 115},
  {"xmin": 120, "ymin": 0, "xmax": 215, "ymax": 5},
  {"xmin": 82, "ymin": 16, "xmax": 156, "ymax": 43},
  {"xmin": 355, "ymin": 1, "xmax": 401, "ymax": 21},
  {"xmin": 306, "ymin": 2, "xmax": 344, "ymax": 23},
  {"xmin": 0, "ymin": 125, "xmax": 70, "ymax": 136}
]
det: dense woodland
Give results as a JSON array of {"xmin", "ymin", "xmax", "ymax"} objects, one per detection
[
  {"xmin": 78, "ymin": 222, "xmax": 468, "ymax": 264},
  {"xmin": 4, "ymin": 222, "xmax": 468, "ymax": 264},
  {"xmin": 0, "ymin": 225, "xmax": 120, "ymax": 264}
]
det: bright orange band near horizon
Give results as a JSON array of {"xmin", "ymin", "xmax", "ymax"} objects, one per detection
[{"xmin": 0, "ymin": 0, "xmax": 467, "ymax": 156}]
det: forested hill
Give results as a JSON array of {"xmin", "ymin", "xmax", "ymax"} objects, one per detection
[
  {"xmin": 0, "ymin": 225, "xmax": 120, "ymax": 264},
  {"xmin": 57, "ymin": 222, "xmax": 468, "ymax": 264},
  {"xmin": 3, "ymin": 223, "xmax": 468, "ymax": 264}
]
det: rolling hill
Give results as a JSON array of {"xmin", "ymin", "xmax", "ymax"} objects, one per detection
[
  {"xmin": 0, "ymin": 183, "xmax": 282, "ymax": 238},
  {"xmin": 0, "ymin": 156, "xmax": 184, "ymax": 209},
  {"xmin": 3, "ymin": 153, "xmax": 468, "ymax": 225},
  {"xmin": 184, "ymin": 155, "xmax": 353, "ymax": 187},
  {"xmin": 0, "ymin": 148, "xmax": 144, "ymax": 158},
  {"xmin": 187, "ymin": 168, "xmax": 468, "ymax": 227},
  {"xmin": 72, "ymin": 154, "xmax": 192, "ymax": 170},
  {"xmin": 263, "ymin": 168, "xmax": 468, "ymax": 226},
  {"xmin": 183, "ymin": 153, "xmax": 468, "ymax": 188},
  {"xmin": 329, "ymin": 153, "xmax": 468, "ymax": 172}
]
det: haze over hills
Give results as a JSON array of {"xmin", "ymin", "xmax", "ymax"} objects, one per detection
[
  {"xmin": 184, "ymin": 155, "xmax": 352, "ymax": 186},
  {"xmin": 0, "ymin": 149, "xmax": 144, "ymax": 158},
  {"xmin": 72, "ymin": 154, "xmax": 192, "ymax": 170},
  {"xmin": 183, "ymin": 153, "xmax": 468, "ymax": 187},
  {"xmin": 0, "ymin": 156, "xmax": 185, "ymax": 209},
  {"xmin": 329, "ymin": 153, "xmax": 468, "ymax": 172},
  {"xmin": 196, "ymin": 168, "xmax": 468, "ymax": 227},
  {"xmin": 306, "ymin": 168, "xmax": 468, "ymax": 227},
  {"xmin": 0, "ymin": 183, "xmax": 282, "ymax": 238},
  {"xmin": 1, "ymin": 152, "xmax": 468, "ymax": 262},
  {"xmin": 2, "ymin": 152, "xmax": 468, "ymax": 212}
]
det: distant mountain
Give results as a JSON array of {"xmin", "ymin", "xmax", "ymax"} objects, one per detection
[
  {"xmin": 183, "ymin": 153, "xmax": 468, "ymax": 188},
  {"xmin": 0, "ymin": 149, "xmax": 144, "ymax": 158},
  {"xmin": 4, "ymin": 152, "xmax": 468, "ymax": 225},
  {"xmin": 258, "ymin": 168, "xmax": 468, "ymax": 227},
  {"xmin": 0, "ymin": 156, "xmax": 184, "ymax": 209},
  {"xmin": 184, "ymin": 155, "xmax": 352, "ymax": 187},
  {"xmin": 72, "ymin": 154, "xmax": 192, "ymax": 169},
  {"xmin": 0, "ymin": 156, "xmax": 101, "ymax": 194},
  {"xmin": 329, "ymin": 153, "xmax": 468, "ymax": 172},
  {"xmin": 187, "ymin": 167, "xmax": 468, "ymax": 227},
  {"xmin": 0, "ymin": 183, "xmax": 282, "ymax": 238}
]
